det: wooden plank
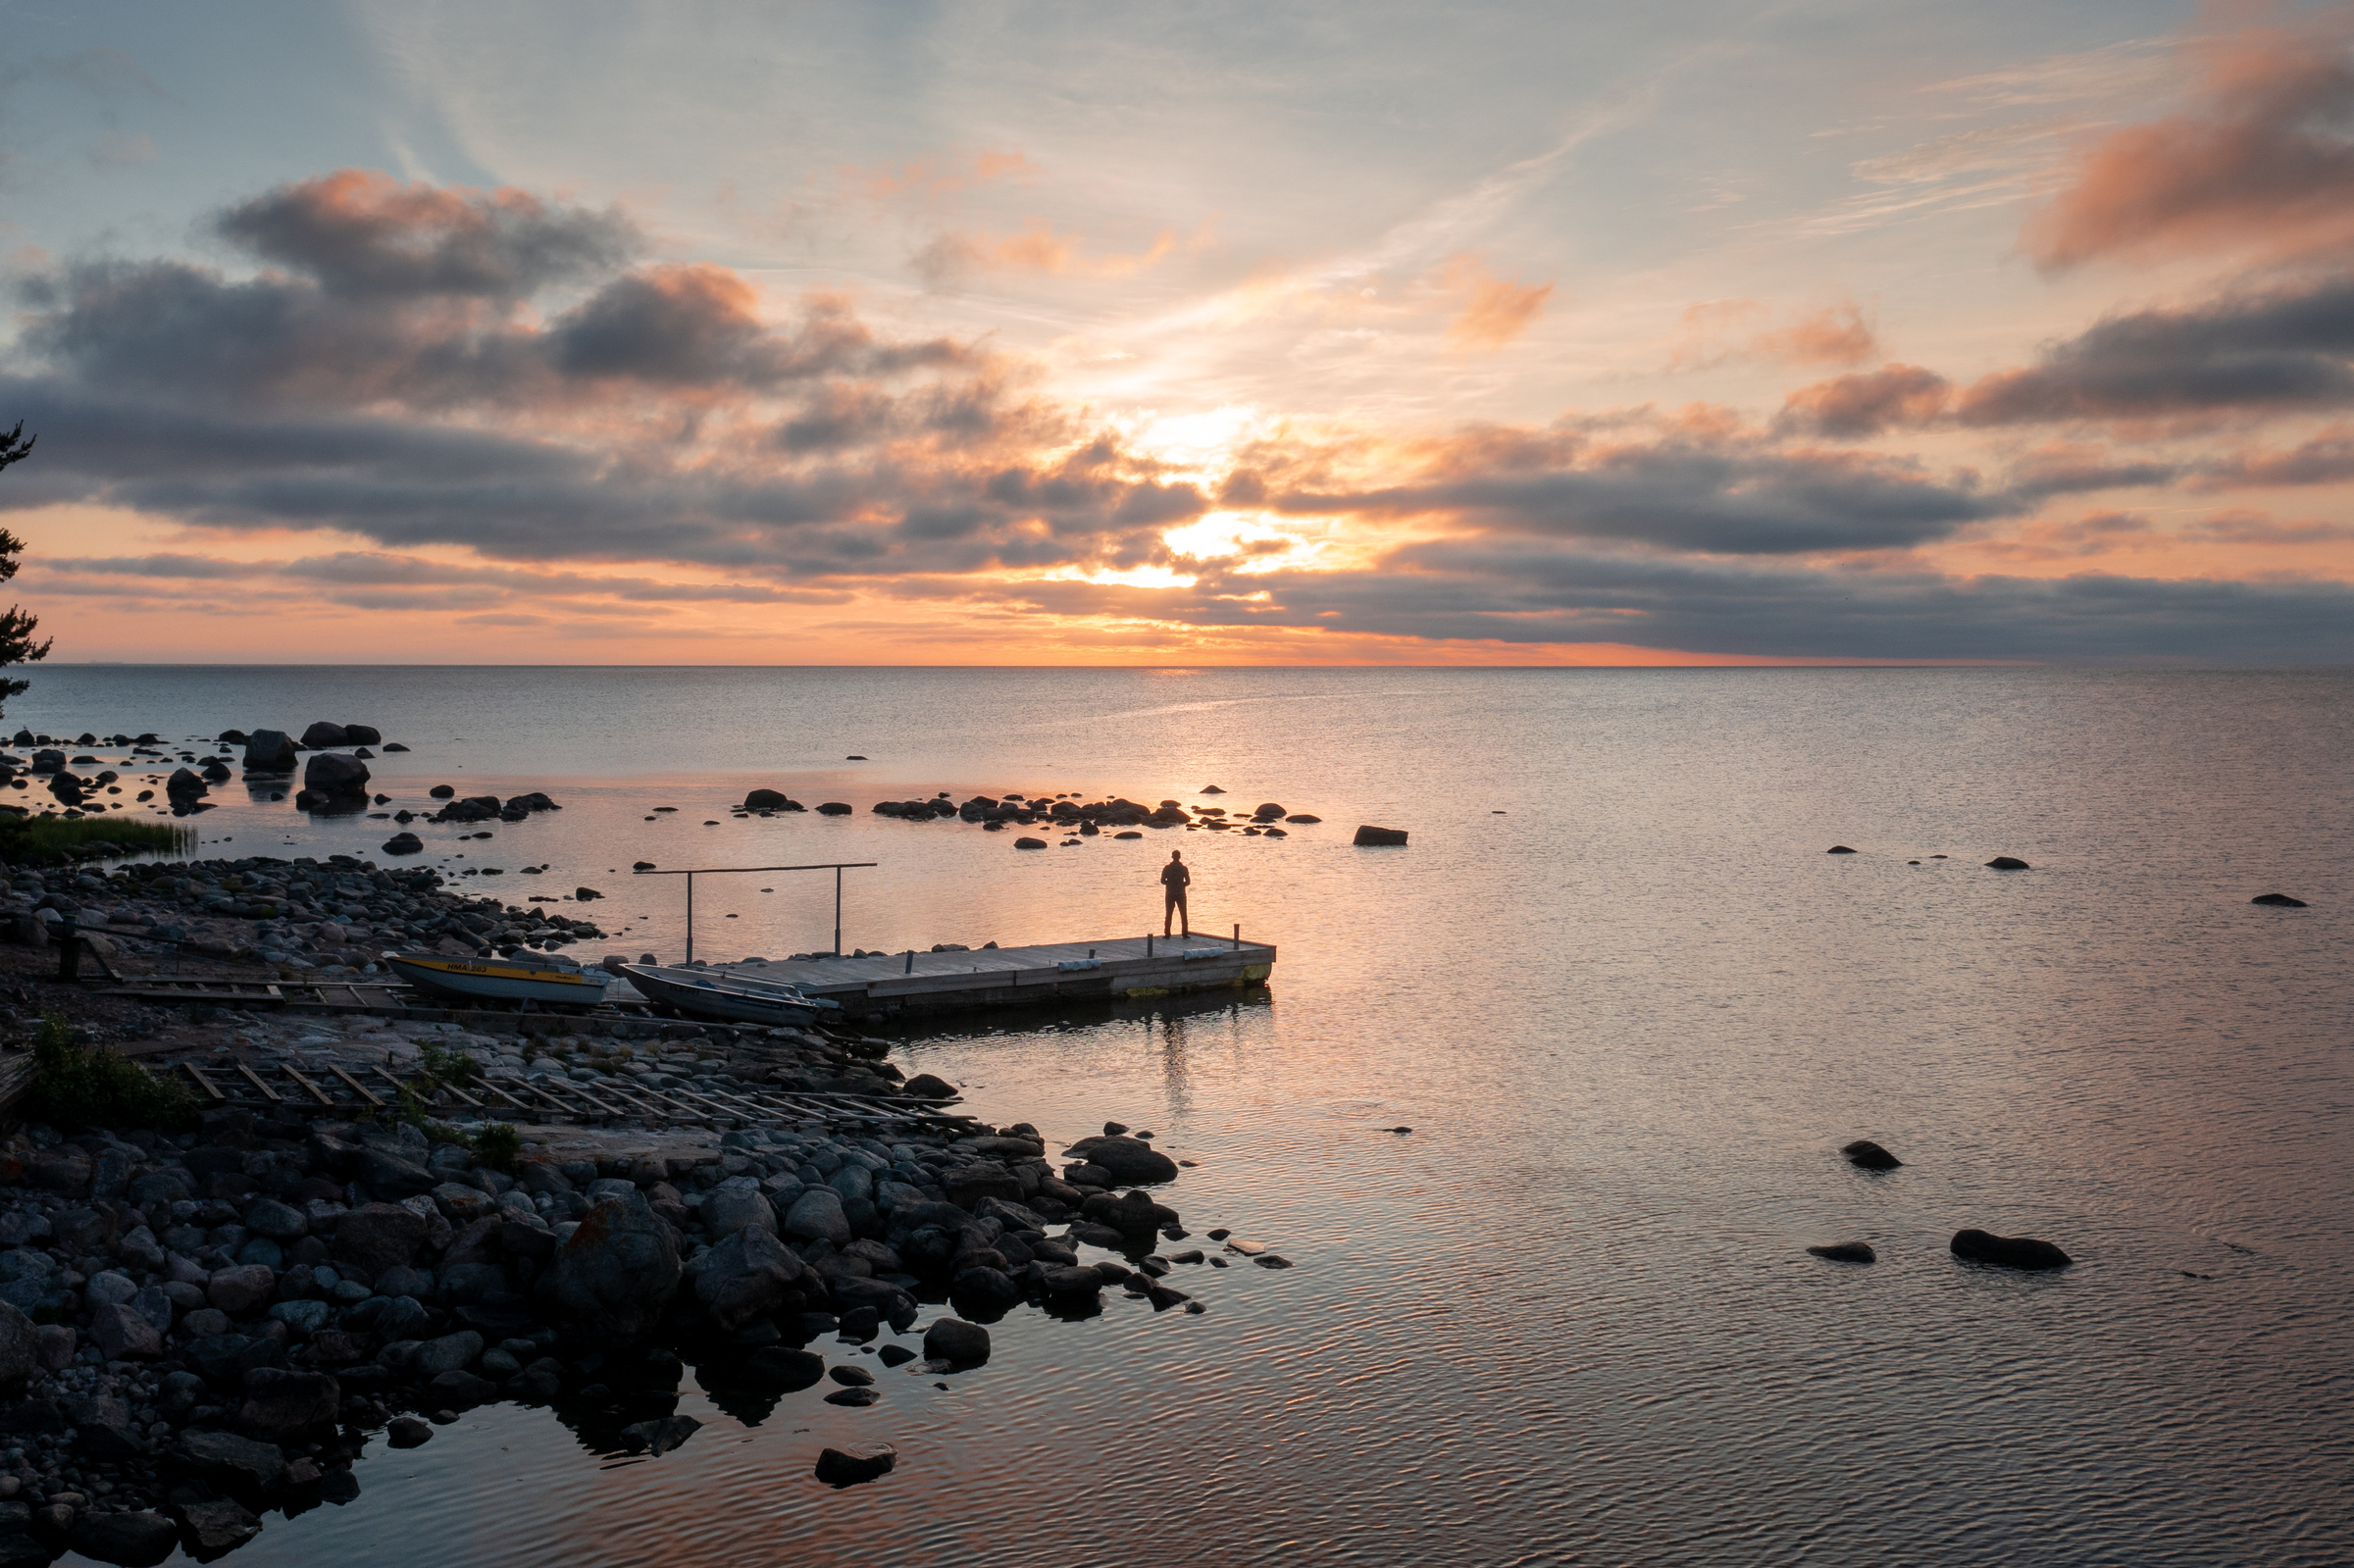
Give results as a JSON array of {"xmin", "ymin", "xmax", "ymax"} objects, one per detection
[
  {"xmin": 326, "ymin": 1063, "xmax": 383, "ymax": 1108},
  {"xmin": 232, "ymin": 1062, "xmax": 283, "ymax": 1103},
  {"xmin": 181, "ymin": 1062, "xmax": 228, "ymax": 1102},
  {"xmin": 478, "ymin": 1080, "xmax": 528, "ymax": 1111},
  {"xmin": 281, "ymin": 1064, "xmax": 336, "ymax": 1107}
]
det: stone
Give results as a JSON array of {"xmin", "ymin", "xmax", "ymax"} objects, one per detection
[
  {"xmin": 532, "ymin": 1189, "xmax": 682, "ymax": 1343},
  {"xmin": 1950, "ymin": 1230, "xmax": 2072, "ymax": 1270},
  {"xmin": 1841, "ymin": 1139, "xmax": 1903, "ymax": 1171},
  {"xmin": 1826, "ymin": 844, "xmax": 1858, "ymax": 854},
  {"xmin": 828, "ymin": 1364, "xmax": 875, "ymax": 1387},
  {"xmin": 701, "ymin": 1185, "xmax": 777, "ymax": 1239},
  {"xmin": 66, "ymin": 1510, "xmax": 179, "ymax": 1566},
  {"xmin": 300, "ymin": 722, "xmax": 349, "ymax": 749},
  {"xmin": 414, "ymin": 1330, "xmax": 484, "ymax": 1377},
  {"xmin": 1352, "ymin": 825, "xmax": 1408, "ymax": 846},
  {"xmin": 923, "ymin": 1317, "xmax": 991, "ymax": 1364},
  {"xmin": 619, "ymin": 1414, "xmax": 700, "ymax": 1455},
  {"xmin": 1062, "ymin": 1135, "xmax": 1179, "ymax": 1184},
  {"xmin": 302, "ymin": 751, "xmax": 370, "ymax": 798},
  {"xmin": 238, "ymin": 1367, "xmax": 339, "ymax": 1442},
  {"xmin": 206, "ymin": 1264, "xmax": 280, "ymax": 1316},
  {"xmin": 342, "ymin": 724, "xmax": 383, "ymax": 744},
  {"xmin": 1807, "ymin": 1241, "xmax": 1877, "ymax": 1263},
  {"xmin": 695, "ymin": 1224, "xmax": 806, "ymax": 1332},
  {"xmin": 814, "ymin": 1442, "xmax": 896, "ymax": 1486},
  {"xmin": 243, "ymin": 1198, "xmax": 308, "ymax": 1240},
  {"xmin": 333, "ymin": 1203, "xmax": 428, "ymax": 1275},
  {"xmin": 242, "ymin": 731, "xmax": 298, "ymax": 773},
  {"xmin": 175, "ymin": 1496, "xmax": 263, "ymax": 1555},
  {"xmin": 782, "ymin": 1186, "xmax": 851, "ymax": 1245},
  {"xmin": 1014, "ymin": 836, "xmax": 1048, "ymax": 849},
  {"xmin": 0, "ymin": 1299, "xmax": 35, "ymax": 1385},
  {"xmin": 89, "ymin": 1301, "xmax": 163, "ymax": 1360},
  {"xmin": 382, "ymin": 832, "xmax": 425, "ymax": 856},
  {"xmin": 2251, "ymin": 892, "xmax": 2309, "ymax": 907},
  {"xmin": 743, "ymin": 788, "xmax": 791, "ymax": 810},
  {"xmin": 173, "ymin": 1428, "xmax": 288, "ymax": 1492},
  {"xmin": 744, "ymin": 1346, "xmax": 826, "ymax": 1391},
  {"xmin": 1984, "ymin": 855, "xmax": 2030, "ymax": 870},
  {"xmin": 824, "ymin": 1386, "xmax": 879, "ymax": 1406},
  {"xmin": 386, "ymin": 1415, "xmax": 433, "ymax": 1447},
  {"xmin": 166, "ymin": 767, "xmax": 209, "ymax": 801},
  {"xmin": 902, "ymin": 1074, "xmax": 956, "ymax": 1099},
  {"xmin": 426, "ymin": 1369, "xmax": 500, "ymax": 1405},
  {"xmin": 432, "ymin": 1182, "xmax": 497, "ymax": 1225},
  {"xmin": 815, "ymin": 802, "xmax": 853, "ymax": 816}
]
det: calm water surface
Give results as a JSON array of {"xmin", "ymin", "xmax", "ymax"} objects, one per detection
[{"xmin": 17, "ymin": 667, "xmax": 2352, "ymax": 1567}]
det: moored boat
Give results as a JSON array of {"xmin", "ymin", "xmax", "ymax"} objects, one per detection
[
  {"xmin": 384, "ymin": 949, "xmax": 608, "ymax": 1008},
  {"xmin": 618, "ymin": 963, "xmax": 839, "ymax": 1026}
]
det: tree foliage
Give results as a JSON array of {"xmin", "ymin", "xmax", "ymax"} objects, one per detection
[{"xmin": 0, "ymin": 424, "xmax": 50, "ymax": 715}]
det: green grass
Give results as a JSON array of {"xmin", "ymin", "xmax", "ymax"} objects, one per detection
[
  {"xmin": 0, "ymin": 816, "xmax": 193, "ymax": 866},
  {"xmin": 24, "ymin": 1013, "xmax": 195, "ymax": 1131}
]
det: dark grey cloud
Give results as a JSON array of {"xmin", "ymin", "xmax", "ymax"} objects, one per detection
[
  {"xmin": 217, "ymin": 171, "xmax": 639, "ymax": 301},
  {"xmin": 1267, "ymin": 437, "xmax": 2006, "ymax": 554},
  {"xmin": 2193, "ymin": 427, "xmax": 2354, "ymax": 488}
]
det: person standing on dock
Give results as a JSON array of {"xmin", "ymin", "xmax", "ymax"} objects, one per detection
[{"xmin": 1160, "ymin": 850, "xmax": 1192, "ymax": 937}]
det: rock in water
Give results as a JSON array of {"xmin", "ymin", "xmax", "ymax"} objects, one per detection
[
  {"xmin": 1807, "ymin": 1241, "xmax": 1877, "ymax": 1263},
  {"xmin": 744, "ymin": 1347, "xmax": 826, "ymax": 1391},
  {"xmin": 2251, "ymin": 892, "xmax": 2309, "ymax": 907},
  {"xmin": 302, "ymin": 751, "xmax": 371, "ymax": 799},
  {"xmin": 694, "ymin": 1224, "xmax": 806, "ymax": 1332},
  {"xmin": 1984, "ymin": 856, "xmax": 2030, "ymax": 870},
  {"xmin": 924, "ymin": 1317, "xmax": 991, "ymax": 1364},
  {"xmin": 619, "ymin": 1414, "xmax": 700, "ymax": 1455},
  {"xmin": 242, "ymin": 730, "xmax": 298, "ymax": 773},
  {"xmin": 341, "ymin": 724, "xmax": 383, "ymax": 744},
  {"xmin": 1062, "ymin": 1134, "xmax": 1179, "ymax": 1183},
  {"xmin": 1013, "ymin": 836, "xmax": 1048, "ymax": 849},
  {"xmin": 1353, "ymin": 825, "xmax": 1408, "ymax": 846},
  {"xmin": 385, "ymin": 1416, "xmax": 433, "ymax": 1448},
  {"xmin": 381, "ymin": 832, "xmax": 424, "ymax": 856},
  {"xmin": 532, "ymin": 1189, "xmax": 682, "ymax": 1342},
  {"xmin": 1825, "ymin": 844, "xmax": 1857, "ymax": 854},
  {"xmin": 299, "ymin": 722, "xmax": 349, "ymax": 749},
  {"xmin": 1841, "ymin": 1139, "xmax": 1903, "ymax": 1170},
  {"xmin": 66, "ymin": 1510, "xmax": 179, "ymax": 1567},
  {"xmin": 174, "ymin": 1497, "xmax": 263, "ymax": 1555},
  {"xmin": 814, "ymin": 1442, "xmax": 896, "ymax": 1487},
  {"xmin": 816, "ymin": 801, "xmax": 853, "ymax": 815},
  {"xmin": 1950, "ymin": 1229, "xmax": 2073, "ymax": 1270},
  {"xmin": 239, "ymin": 1368, "xmax": 339, "ymax": 1442}
]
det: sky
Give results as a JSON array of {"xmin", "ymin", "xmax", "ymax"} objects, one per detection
[{"xmin": 2, "ymin": 0, "xmax": 2353, "ymax": 665}]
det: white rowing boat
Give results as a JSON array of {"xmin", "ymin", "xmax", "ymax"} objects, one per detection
[{"xmin": 618, "ymin": 963, "xmax": 839, "ymax": 1027}]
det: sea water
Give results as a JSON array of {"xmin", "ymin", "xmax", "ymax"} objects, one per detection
[{"xmin": 16, "ymin": 666, "xmax": 2351, "ymax": 1567}]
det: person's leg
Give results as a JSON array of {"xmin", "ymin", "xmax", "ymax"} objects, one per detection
[
  {"xmin": 1176, "ymin": 888, "xmax": 1189, "ymax": 936},
  {"xmin": 1163, "ymin": 887, "xmax": 1176, "ymax": 936}
]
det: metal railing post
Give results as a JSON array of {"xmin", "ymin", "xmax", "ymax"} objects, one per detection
[
  {"xmin": 685, "ymin": 872, "xmax": 694, "ymax": 965},
  {"xmin": 834, "ymin": 865, "xmax": 843, "ymax": 957}
]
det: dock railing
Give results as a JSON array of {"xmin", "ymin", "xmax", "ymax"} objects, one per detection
[{"xmin": 633, "ymin": 862, "xmax": 877, "ymax": 964}]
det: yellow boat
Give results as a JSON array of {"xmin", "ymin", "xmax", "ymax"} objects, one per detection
[{"xmin": 384, "ymin": 950, "xmax": 608, "ymax": 1009}]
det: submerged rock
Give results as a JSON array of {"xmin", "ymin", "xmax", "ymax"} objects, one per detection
[
  {"xmin": 2251, "ymin": 892, "xmax": 2309, "ymax": 907},
  {"xmin": 1806, "ymin": 1241, "xmax": 1877, "ymax": 1263},
  {"xmin": 814, "ymin": 1442, "xmax": 896, "ymax": 1487},
  {"xmin": 1841, "ymin": 1139, "xmax": 1903, "ymax": 1171},
  {"xmin": 1950, "ymin": 1229, "xmax": 2072, "ymax": 1270},
  {"xmin": 1826, "ymin": 845, "xmax": 1858, "ymax": 854},
  {"xmin": 923, "ymin": 1317, "xmax": 990, "ymax": 1364},
  {"xmin": 1985, "ymin": 856, "xmax": 2030, "ymax": 870},
  {"xmin": 1062, "ymin": 1135, "xmax": 1178, "ymax": 1184},
  {"xmin": 1353, "ymin": 825, "xmax": 1408, "ymax": 846}
]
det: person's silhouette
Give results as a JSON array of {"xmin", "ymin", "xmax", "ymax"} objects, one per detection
[{"xmin": 1160, "ymin": 849, "xmax": 1192, "ymax": 936}]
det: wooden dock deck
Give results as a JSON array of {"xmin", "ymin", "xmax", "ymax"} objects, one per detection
[{"xmin": 710, "ymin": 933, "xmax": 1277, "ymax": 1021}]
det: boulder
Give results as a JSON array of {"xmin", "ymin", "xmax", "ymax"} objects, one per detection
[
  {"xmin": 948, "ymin": 1266, "xmax": 1021, "ymax": 1315},
  {"xmin": 0, "ymin": 1300, "xmax": 36, "ymax": 1386},
  {"xmin": 332, "ymin": 1203, "xmax": 429, "ymax": 1275},
  {"xmin": 302, "ymin": 751, "xmax": 371, "ymax": 798},
  {"xmin": 386, "ymin": 1416, "xmax": 432, "ymax": 1447},
  {"xmin": 700, "ymin": 1185, "xmax": 777, "ymax": 1239},
  {"xmin": 89, "ymin": 1301, "xmax": 162, "ymax": 1360},
  {"xmin": 694, "ymin": 1225, "xmax": 806, "ymax": 1332},
  {"xmin": 619, "ymin": 1414, "xmax": 699, "ymax": 1456},
  {"xmin": 382, "ymin": 832, "xmax": 424, "ymax": 856},
  {"xmin": 342, "ymin": 724, "xmax": 383, "ymax": 744},
  {"xmin": 902, "ymin": 1074, "xmax": 956, "ymax": 1099},
  {"xmin": 923, "ymin": 1317, "xmax": 991, "ymax": 1364},
  {"xmin": 65, "ymin": 1510, "xmax": 179, "ymax": 1567},
  {"xmin": 1041, "ymin": 1264, "xmax": 1103, "ymax": 1296},
  {"xmin": 1252, "ymin": 802, "xmax": 1286, "ymax": 820},
  {"xmin": 1013, "ymin": 837, "xmax": 1048, "ymax": 849},
  {"xmin": 242, "ymin": 731, "xmax": 298, "ymax": 773},
  {"xmin": 1841, "ymin": 1139, "xmax": 1903, "ymax": 1171},
  {"xmin": 1062, "ymin": 1134, "xmax": 1179, "ymax": 1184},
  {"xmin": 355, "ymin": 1147, "xmax": 435, "ymax": 1196},
  {"xmin": 782, "ymin": 1187, "xmax": 851, "ymax": 1245},
  {"xmin": 299, "ymin": 722, "xmax": 349, "ymax": 749},
  {"xmin": 2251, "ymin": 892, "xmax": 2309, "ymax": 907},
  {"xmin": 206, "ymin": 1264, "xmax": 280, "ymax": 1316},
  {"xmin": 166, "ymin": 768, "xmax": 208, "ymax": 801},
  {"xmin": 743, "ymin": 788, "xmax": 790, "ymax": 810},
  {"xmin": 413, "ymin": 1330, "xmax": 483, "ymax": 1377},
  {"xmin": 1826, "ymin": 845, "xmax": 1858, "ymax": 854},
  {"xmin": 532, "ymin": 1189, "xmax": 682, "ymax": 1343},
  {"xmin": 171, "ymin": 1429, "xmax": 287, "ymax": 1492},
  {"xmin": 1352, "ymin": 825, "xmax": 1408, "ymax": 846},
  {"xmin": 237, "ymin": 1367, "xmax": 339, "ymax": 1442},
  {"xmin": 815, "ymin": 802, "xmax": 853, "ymax": 816},
  {"xmin": 427, "ymin": 1369, "xmax": 500, "ymax": 1406},
  {"xmin": 1950, "ymin": 1230, "xmax": 2072, "ymax": 1270},
  {"xmin": 1984, "ymin": 856, "xmax": 2030, "ymax": 870},
  {"xmin": 173, "ymin": 1497, "xmax": 263, "ymax": 1556},
  {"xmin": 743, "ymin": 1346, "xmax": 826, "ymax": 1391},
  {"xmin": 1807, "ymin": 1241, "xmax": 1877, "ymax": 1263},
  {"xmin": 814, "ymin": 1442, "xmax": 896, "ymax": 1487}
]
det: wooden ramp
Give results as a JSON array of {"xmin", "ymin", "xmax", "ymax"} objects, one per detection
[{"xmin": 715, "ymin": 933, "xmax": 1277, "ymax": 1022}]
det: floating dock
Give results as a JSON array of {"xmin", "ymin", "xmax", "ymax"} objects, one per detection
[{"xmin": 710, "ymin": 934, "xmax": 1277, "ymax": 1021}]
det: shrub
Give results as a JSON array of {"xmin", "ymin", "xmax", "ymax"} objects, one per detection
[
  {"xmin": 475, "ymin": 1122, "xmax": 522, "ymax": 1173},
  {"xmin": 24, "ymin": 1013, "xmax": 193, "ymax": 1130}
]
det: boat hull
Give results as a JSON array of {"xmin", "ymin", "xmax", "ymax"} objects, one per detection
[
  {"xmin": 386, "ymin": 954, "xmax": 606, "ymax": 1008},
  {"xmin": 618, "ymin": 965, "xmax": 829, "ymax": 1026}
]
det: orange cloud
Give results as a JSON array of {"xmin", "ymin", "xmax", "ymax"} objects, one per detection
[
  {"xmin": 848, "ymin": 149, "xmax": 1041, "ymax": 202},
  {"xmin": 1673, "ymin": 298, "xmax": 1880, "ymax": 370},
  {"xmin": 2023, "ymin": 2, "xmax": 2354, "ymax": 269},
  {"xmin": 911, "ymin": 222, "xmax": 1178, "ymax": 287},
  {"xmin": 1443, "ymin": 255, "xmax": 1554, "ymax": 351}
]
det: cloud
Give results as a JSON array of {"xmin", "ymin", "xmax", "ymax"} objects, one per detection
[
  {"xmin": 2023, "ymin": 6, "xmax": 2354, "ymax": 269},
  {"xmin": 1443, "ymin": 256, "xmax": 1554, "ymax": 351},
  {"xmin": 1776, "ymin": 364, "xmax": 1951, "ymax": 437},
  {"xmin": 2193, "ymin": 423, "xmax": 2354, "ymax": 485},
  {"xmin": 911, "ymin": 223, "xmax": 1177, "ymax": 288},
  {"xmin": 851, "ymin": 149, "xmax": 1041, "ymax": 202},
  {"xmin": 2184, "ymin": 507, "xmax": 2354, "ymax": 543},
  {"xmin": 218, "ymin": 170, "xmax": 639, "ymax": 300},
  {"xmin": 1673, "ymin": 300, "xmax": 1881, "ymax": 371}
]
